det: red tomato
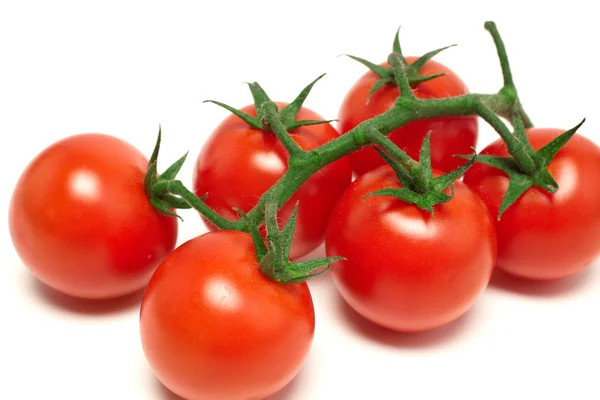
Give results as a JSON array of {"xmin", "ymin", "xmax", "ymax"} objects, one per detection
[
  {"xmin": 338, "ymin": 57, "xmax": 477, "ymax": 176},
  {"xmin": 139, "ymin": 230, "xmax": 315, "ymax": 400},
  {"xmin": 325, "ymin": 165, "xmax": 496, "ymax": 332},
  {"xmin": 463, "ymin": 128, "xmax": 600, "ymax": 280},
  {"xmin": 9, "ymin": 133, "xmax": 178, "ymax": 299},
  {"xmin": 193, "ymin": 102, "xmax": 352, "ymax": 259}
]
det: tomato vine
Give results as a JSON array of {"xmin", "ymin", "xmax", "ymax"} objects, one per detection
[{"xmin": 146, "ymin": 21, "xmax": 584, "ymax": 282}]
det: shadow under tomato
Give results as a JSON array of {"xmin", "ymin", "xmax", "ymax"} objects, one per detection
[
  {"xmin": 155, "ymin": 378, "xmax": 184, "ymax": 400},
  {"xmin": 154, "ymin": 367, "xmax": 304, "ymax": 400},
  {"xmin": 336, "ymin": 294, "xmax": 477, "ymax": 349},
  {"xmin": 487, "ymin": 266, "xmax": 595, "ymax": 298},
  {"xmin": 29, "ymin": 276, "xmax": 146, "ymax": 315},
  {"xmin": 264, "ymin": 366, "xmax": 304, "ymax": 400}
]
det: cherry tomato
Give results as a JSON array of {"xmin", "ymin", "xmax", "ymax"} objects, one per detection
[
  {"xmin": 325, "ymin": 165, "xmax": 496, "ymax": 332},
  {"xmin": 338, "ymin": 58, "xmax": 477, "ymax": 176},
  {"xmin": 463, "ymin": 128, "xmax": 600, "ymax": 280},
  {"xmin": 9, "ymin": 133, "xmax": 178, "ymax": 299},
  {"xmin": 193, "ymin": 102, "xmax": 353, "ymax": 259},
  {"xmin": 139, "ymin": 230, "xmax": 315, "ymax": 400}
]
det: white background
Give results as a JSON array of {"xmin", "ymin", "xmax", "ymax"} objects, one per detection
[{"xmin": 1, "ymin": 1, "xmax": 599, "ymax": 399}]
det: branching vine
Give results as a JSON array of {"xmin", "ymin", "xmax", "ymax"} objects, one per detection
[{"xmin": 144, "ymin": 21, "xmax": 584, "ymax": 283}]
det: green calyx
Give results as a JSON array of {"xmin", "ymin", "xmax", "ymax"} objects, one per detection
[
  {"xmin": 466, "ymin": 117, "xmax": 586, "ymax": 219},
  {"xmin": 203, "ymin": 74, "xmax": 335, "ymax": 134},
  {"xmin": 364, "ymin": 128, "xmax": 476, "ymax": 215},
  {"xmin": 238, "ymin": 200, "xmax": 343, "ymax": 284},
  {"xmin": 345, "ymin": 27, "xmax": 455, "ymax": 102},
  {"xmin": 144, "ymin": 127, "xmax": 240, "ymax": 230},
  {"xmin": 144, "ymin": 126, "xmax": 191, "ymax": 220}
]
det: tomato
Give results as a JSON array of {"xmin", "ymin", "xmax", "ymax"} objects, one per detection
[
  {"xmin": 325, "ymin": 165, "xmax": 496, "ymax": 332},
  {"xmin": 338, "ymin": 58, "xmax": 477, "ymax": 176},
  {"xmin": 139, "ymin": 230, "xmax": 315, "ymax": 400},
  {"xmin": 463, "ymin": 128, "xmax": 600, "ymax": 280},
  {"xmin": 193, "ymin": 102, "xmax": 352, "ymax": 259},
  {"xmin": 8, "ymin": 133, "xmax": 178, "ymax": 299}
]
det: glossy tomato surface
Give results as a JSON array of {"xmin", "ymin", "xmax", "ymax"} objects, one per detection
[
  {"xmin": 463, "ymin": 128, "xmax": 600, "ymax": 280},
  {"xmin": 140, "ymin": 230, "xmax": 315, "ymax": 400},
  {"xmin": 338, "ymin": 57, "xmax": 477, "ymax": 176},
  {"xmin": 193, "ymin": 102, "xmax": 352, "ymax": 259},
  {"xmin": 8, "ymin": 133, "xmax": 178, "ymax": 299},
  {"xmin": 325, "ymin": 165, "xmax": 496, "ymax": 332}
]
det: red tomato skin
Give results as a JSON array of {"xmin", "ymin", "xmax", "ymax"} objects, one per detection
[
  {"xmin": 9, "ymin": 133, "xmax": 178, "ymax": 299},
  {"xmin": 338, "ymin": 57, "xmax": 477, "ymax": 176},
  {"xmin": 325, "ymin": 166, "xmax": 496, "ymax": 332},
  {"xmin": 193, "ymin": 102, "xmax": 353, "ymax": 259},
  {"xmin": 463, "ymin": 128, "xmax": 600, "ymax": 280},
  {"xmin": 139, "ymin": 230, "xmax": 315, "ymax": 400}
]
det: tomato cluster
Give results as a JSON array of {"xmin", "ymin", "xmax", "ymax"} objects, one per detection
[{"xmin": 8, "ymin": 23, "xmax": 600, "ymax": 400}]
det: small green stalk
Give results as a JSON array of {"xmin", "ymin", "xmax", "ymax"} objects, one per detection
[
  {"xmin": 387, "ymin": 52, "xmax": 415, "ymax": 99},
  {"xmin": 484, "ymin": 21, "xmax": 533, "ymax": 128},
  {"xmin": 260, "ymin": 101, "xmax": 304, "ymax": 158},
  {"xmin": 473, "ymin": 102, "xmax": 536, "ymax": 173},
  {"xmin": 237, "ymin": 197, "xmax": 342, "ymax": 284}
]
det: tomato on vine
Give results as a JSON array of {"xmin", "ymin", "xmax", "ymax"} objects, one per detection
[
  {"xmin": 325, "ymin": 132, "xmax": 496, "ymax": 332},
  {"xmin": 139, "ymin": 229, "xmax": 318, "ymax": 400},
  {"xmin": 463, "ymin": 125, "xmax": 600, "ymax": 280},
  {"xmin": 338, "ymin": 31, "xmax": 478, "ymax": 176},
  {"xmin": 9, "ymin": 132, "xmax": 179, "ymax": 299},
  {"xmin": 193, "ymin": 78, "xmax": 352, "ymax": 259}
]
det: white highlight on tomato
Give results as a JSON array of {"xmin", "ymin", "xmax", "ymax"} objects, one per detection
[
  {"xmin": 384, "ymin": 210, "xmax": 438, "ymax": 239},
  {"xmin": 70, "ymin": 169, "xmax": 100, "ymax": 200},
  {"xmin": 205, "ymin": 277, "xmax": 240, "ymax": 311},
  {"xmin": 254, "ymin": 152, "xmax": 286, "ymax": 174}
]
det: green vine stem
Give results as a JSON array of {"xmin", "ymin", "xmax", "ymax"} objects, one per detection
[
  {"xmin": 234, "ymin": 92, "xmax": 511, "ymax": 229},
  {"xmin": 152, "ymin": 21, "xmax": 582, "ymax": 234},
  {"xmin": 484, "ymin": 21, "xmax": 533, "ymax": 128}
]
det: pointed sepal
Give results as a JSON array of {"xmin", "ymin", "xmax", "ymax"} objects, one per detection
[
  {"xmin": 364, "ymin": 186, "xmax": 453, "ymax": 217},
  {"xmin": 203, "ymin": 100, "xmax": 262, "ymax": 129},
  {"xmin": 236, "ymin": 208, "xmax": 268, "ymax": 262},
  {"xmin": 431, "ymin": 149, "xmax": 477, "ymax": 192},
  {"xmin": 277, "ymin": 75, "xmax": 335, "ymax": 131},
  {"xmin": 160, "ymin": 194, "xmax": 193, "ymax": 210},
  {"xmin": 258, "ymin": 201, "xmax": 343, "ymax": 283},
  {"xmin": 344, "ymin": 54, "xmax": 391, "ymax": 79},
  {"xmin": 160, "ymin": 152, "xmax": 189, "ymax": 181},
  {"xmin": 408, "ymin": 44, "xmax": 456, "ymax": 74},
  {"xmin": 246, "ymin": 81, "xmax": 273, "ymax": 120},
  {"xmin": 535, "ymin": 119, "xmax": 585, "ymax": 167},
  {"xmin": 366, "ymin": 78, "xmax": 393, "ymax": 103},
  {"xmin": 419, "ymin": 131, "xmax": 433, "ymax": 177},
  {"xmin": 392, "ymin": 26, "xmax": 401, "ymax": 52},
  {"xmin": 409, "ymin": 73, "xmax": 447, "ymax": 85},
  {"xmin": 286, "ymin": 119, "xmax": 337, "ymax": 131},
  {"xmin": 144, "ymin": 126, "xmax": 162, "ymax": 197},
  {"xmin": 279, "ymin": 74, "xmax": 326, "ymax": 123},
  {"xmin": 373, "ymin": 147, "xmax": 415, "ymax": 190}
]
